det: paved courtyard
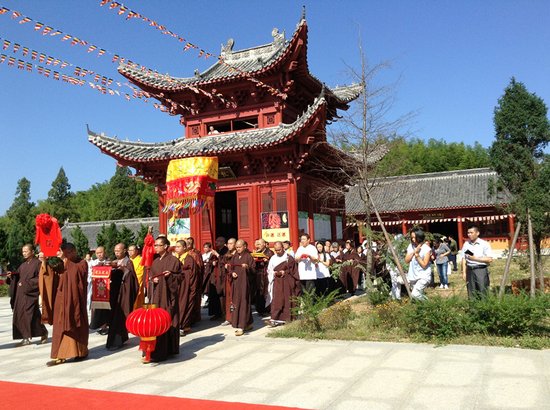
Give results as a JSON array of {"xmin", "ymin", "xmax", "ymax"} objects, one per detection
[{"xmin": 0, "ymin": 296, "xmax": 548, "ymax": 409}]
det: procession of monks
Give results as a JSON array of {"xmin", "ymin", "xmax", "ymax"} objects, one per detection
[{"xmin": 7, "ymin": 235, "xmax": 304, "ymax": 365}]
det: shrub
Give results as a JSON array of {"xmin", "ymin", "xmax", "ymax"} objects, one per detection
[
  {"xmin": 370, "ymin": 300, "xmax": 403, "ymax": 330},
  {"xmin": 319, "ymin": 302, "xmax": 354, "ymax": 330},
  {"xmin": 401, "ymin": 296, "xmax": 473, "ymax": 340},
  {"xmin": 0, "ymin": 284, "xmax": 9, "ymax": 297},
  {"xmin": 470, "ymin": 293, "xmax": 550, "ymax": 336},
  {"xmin": 292, "ymin": 289, "xmax": 339, "ymax": 332}
]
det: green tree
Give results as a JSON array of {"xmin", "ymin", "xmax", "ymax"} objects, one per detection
[
  {"xmin": 118, "ymin": 225, "xmax": 135, "ymax": 247},
  {"xmin": 3, "ymin": 178, "xmax": 36, "ymax": 268},
  {"xmin": 72, "ymin": 182, "xmax": 109, "ymax": 222},
  {"xmin": 135, "ymin": 224, "xmax": 150, "ymax": 248},
  {"xmin": 100, "ymin": 167, "xmax": 141, "ymax": 220},
  {"xmin": 96, "ymin": 223, "xmax": 119, "ymax": 259},
  {"xmin": 38, "ymin": 167, "xmax": 77, "ymax": 224},
  {"xmin": 71, "ymin": 225, "xmax": 90, "ymax": 258},
  {"xmin": 490, "ymin": 78, "xmax": 550, "ymax": 275}
]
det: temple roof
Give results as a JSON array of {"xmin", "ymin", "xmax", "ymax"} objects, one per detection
[
  {"xmin": 118, "ymin": 19, "xmax": 360, "ymax": 106},
  {"xmin": 346, "ymin": 168, "xmax": 512, "ymax": 215},
  {"xmin": 88, "ymin": 95, "xmax": 327, "ymax": 163}
]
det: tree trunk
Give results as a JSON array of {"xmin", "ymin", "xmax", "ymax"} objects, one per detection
[
  {"xmin": 534, "ymin": 233, "xmax": 544, "ymax": 292},
  {"xmin": 527, "ymin": 209, "xmax": 536, "ymax": 298},
  {"xmin": 498, "ymin": 221, "xmax": 521, "ymax": 300}
]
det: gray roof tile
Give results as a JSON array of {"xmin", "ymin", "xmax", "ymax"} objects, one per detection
[
  {"xmin": 346, "ymin": 168, "xmax": 511, "ymax": 215},
  {"xmin": 89, "ymin": 95, "xmax": 326, "ymax": 162}
]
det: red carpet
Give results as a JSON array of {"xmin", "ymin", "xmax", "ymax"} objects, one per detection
[{"xmin": 0, "ymin": 381, "xmax": 305, "ymax": 409}]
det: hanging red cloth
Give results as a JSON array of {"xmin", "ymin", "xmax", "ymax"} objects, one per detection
[
  {"xmin": 140, "ymin": 232, "xmax": 155, "ymax": 268},
  {"xmin": 35, "ymin": 213, "xmax": 62, "ymax": 257}
]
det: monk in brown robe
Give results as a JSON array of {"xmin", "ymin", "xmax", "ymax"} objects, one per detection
[
  {"xmin": 106, "ymin": 243, "xmax": 139, "ymax": 350},
  {"xmin": 174, "ymin": 240, "xmax": 196, "ymax": 335},
  {"xmin": 252, "ymin": 239, "xmax": 274, "ymax": 316},
  {"xmin": 9, "ymin": 244, "xmax": 48, "ymax": 346},
  {"xmin": 340, "ymin": 241, "xmax": 361, "ymax": 295},
  {"xmin": 219, "ymin": 238, "xmax": 236, "ymax": 325},
  {"xmin": 266, "ymin": 241, "xmax": 301, "ymax": 326},
  {"xmin": 185, "ymin": 237, "xmax": 204, "ymax": 324},
  {"xmin": 228, "ymin": 239, "xmax": 255, "ymax": 336},
  {"xmin": 47, "ymin": 243, "xmax": 89, "ymax": 366},
  {"xmin": 147, "ymin": 236, "xmax": 183, "ymax": 363},
  {"xmin": 207, "ymin": 237, "xmax": 227, "ymax": 320}
]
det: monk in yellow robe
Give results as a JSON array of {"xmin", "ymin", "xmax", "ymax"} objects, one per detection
[{"xmin": 129, "ymin": 245, "xmax": 145, "ymax": 309}]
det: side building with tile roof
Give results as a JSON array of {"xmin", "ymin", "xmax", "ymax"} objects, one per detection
[{"xmin": 345, "ymin": 168, "xmax": 519, "ymax": 255}]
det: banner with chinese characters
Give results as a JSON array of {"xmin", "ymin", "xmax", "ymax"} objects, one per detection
[
  {"xmin": 91, "ymin": 266, "xmax": 111, "ymax": 309},
  {"xmin": 261, "ymin": 211, "xmax": 290, "ymax": 242}
]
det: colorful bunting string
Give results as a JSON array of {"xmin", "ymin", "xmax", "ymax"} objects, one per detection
[
  {"xmin": 97, "ymin": 1, "xmax": 287, "ymax": 100},
  {"xmin": 0, "ymin": 51, "xmax": 196, "ymax": 114},
  {"xmin": 0, "ymin": 4, "xmax": 234, "ymax": 107}
]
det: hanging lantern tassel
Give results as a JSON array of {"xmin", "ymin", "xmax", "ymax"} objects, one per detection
[{"xmin": 126, "ymin": 303, "xmax": 171, "ymax": 363}]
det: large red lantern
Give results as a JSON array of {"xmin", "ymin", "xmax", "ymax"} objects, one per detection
[{"xmin": 126, "ymin": 304, "xmax": 171, "ymax": 363}]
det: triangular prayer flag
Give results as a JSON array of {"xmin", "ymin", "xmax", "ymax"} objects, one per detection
[
  {"xmin": 19, "ymin": 17, "xmax": 31, "ymax": 24},
  {"xmin": 34, "ymin": 22, "xmax": 44, "ymax": 31}
]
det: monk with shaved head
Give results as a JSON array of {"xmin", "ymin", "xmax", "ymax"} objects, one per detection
[
  {"xmin": 105, "ymin": 243, "xmax": 138, "ymax": 350},
  {"xmin": 228, "ymin": 239, "xmax": 255, "ymax": 336}
]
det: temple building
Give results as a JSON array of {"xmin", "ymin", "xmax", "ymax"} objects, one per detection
[{"xmin": 88, "ymin": 16, "xmax": 361, "ymax": 247}]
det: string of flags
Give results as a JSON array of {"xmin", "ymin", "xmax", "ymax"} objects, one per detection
[
  {"xmin": 0, "ymin": 4, "xmax": 234, "ymax": 108},
  {"xmin": 99, "ymin": 0, "xmax": 213, "ymax": 59},
  {"xmin": 1, "ymin": 3, "xmax": 286, "ymax": 110},
  {"xmin": 0, "ymin": 51, "xmax": 197, "ymax": 114},
  {"xmin": 98, "ymin": 1, "xmax": 288, "ymax": 100}
]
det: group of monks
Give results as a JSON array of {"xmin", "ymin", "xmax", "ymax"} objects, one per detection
[{"xmin": 7, "ymin": 234, "xmax": 305, "ymax": 366}]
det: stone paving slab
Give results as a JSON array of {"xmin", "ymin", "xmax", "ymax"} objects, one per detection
[{"xmin": 0, "ymin": 297, "xmax": 549, "ymax": 409}]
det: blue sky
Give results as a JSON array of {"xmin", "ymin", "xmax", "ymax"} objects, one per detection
[{"xmin": 1, "ymin": 0, "xmax": 549, "ymax": 216}]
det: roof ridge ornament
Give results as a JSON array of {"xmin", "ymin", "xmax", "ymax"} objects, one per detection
[
  {"xmin": 301, "ymin": 5, "xmax": 306, "ymax": 21},
  {"xmin": 271, "ymin": 28, "xmax": 285, "ymax": 48},
  {"xmin": 221, "ymin": 38, "xmax": 235, "ymax": 57}
]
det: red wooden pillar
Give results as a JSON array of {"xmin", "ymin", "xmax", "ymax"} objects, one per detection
[
  {"xmin": 330, "ymin": 213, "xmax": 337, "ymax": 241},
  {"xmin": 401, "ymin": 221, "xmax": 407, "ymax": 235},
  {"xmin": 358, "ymin": 222, "xmax": 364, "ymax": 244},
  {"xmin": 251, "ymin": 184, "xmax": 261, "ymax": 243},
  {"xmin": 288, "ymin": 176, "xmax": 299, "ymax": 249},
  {"xmin": 307, "ymin": 187, "xmax": 317, "ymax": 243},
  {"xmin": 457, "ymin": 216, "xmax": 464, "ymax": 249},
  {"xmin": 157, "ymin": 189, "xmax": 167, "ymax": 235}
]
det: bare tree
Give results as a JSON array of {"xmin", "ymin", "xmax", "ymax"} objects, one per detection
[{"xmin": 310, "ymin": 39, "xmax": 415, "ymax": 294}]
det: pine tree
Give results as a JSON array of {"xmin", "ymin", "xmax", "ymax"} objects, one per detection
[
  {"xmin": 42, "ymin": 167, "xmax": 77, "ymax": 224},
  {"xmin": 490, "ymin": 78, "xmax": 550, "ymax": 271},
  {"xmin": 4, "ymin": 178, "xmax": 36, "ymax": 268},
  {"xmin": 136, "ymin": 224, "xmax": 150, "ymax": 248},
  {"xmin": 71, "ymin": 225, "xmax": 90, "ymax": 258},
  {"xmin": 101, "ymin": 167, "xmax": 141, "ymax": 220},
  {"xmin": 96, "ymin": 223, "xmax": 119, "ymax": 259},
  {"xmin": 118, "ymin": 225, "xmax": 136, "ymax": 248}
]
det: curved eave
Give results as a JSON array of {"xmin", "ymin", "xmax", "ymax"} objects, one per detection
[
  {"xmin": 88, "ymin": 96, "xmax": 327, "ymax": 164},
  {"xmin": 118, "ymin": 19, "xmax": 309, "ymax": 92}
]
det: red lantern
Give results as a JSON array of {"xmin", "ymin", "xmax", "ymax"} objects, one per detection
[{"xmin": 126, "ymin": 304, "xmax": 171, "ymax": 363}]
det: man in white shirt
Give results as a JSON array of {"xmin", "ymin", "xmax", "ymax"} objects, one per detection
[
  {"xmin": 461, "ymin": 225, "xmax": 493, "ymax": 299},
  {"xmin": 294, "ymin": 234, "xmax": 319, "ymax": 294}
]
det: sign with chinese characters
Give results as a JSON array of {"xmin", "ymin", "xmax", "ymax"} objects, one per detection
[{"xmin": 261, "ymin": 211, "xmax": 290, "ymax": 242}]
